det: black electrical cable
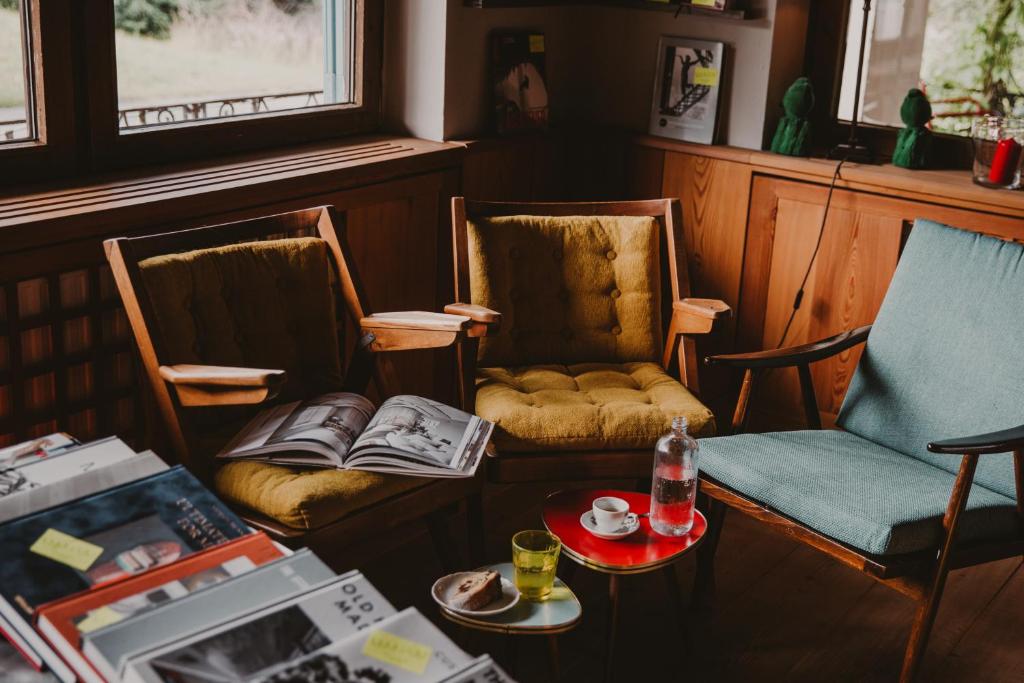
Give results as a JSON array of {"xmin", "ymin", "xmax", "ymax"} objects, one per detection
[{"xmin": 774, "ymin": 157, "xmax": 847, "ymax": 349}]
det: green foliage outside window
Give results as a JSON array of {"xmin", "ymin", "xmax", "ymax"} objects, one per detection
[{"xmin": 114, "ymin": 0, "xmax": 180, "ymax": 39}]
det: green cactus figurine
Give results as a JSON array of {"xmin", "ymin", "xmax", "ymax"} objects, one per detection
[
  {"xmin": 770, "ymin": 77, "xmax": 814, "ymax": 157},
  {"xmin": 892, "ymin": 89, "xmax": 932, "ymax": 169}
]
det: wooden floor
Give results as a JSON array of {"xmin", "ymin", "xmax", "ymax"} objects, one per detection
[{"xmin": 353, "ymin": 481, "xmax": 1024, "ymax": 683}]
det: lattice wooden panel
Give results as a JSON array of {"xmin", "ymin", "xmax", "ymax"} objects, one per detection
[{"xmin": 0, "ymin": 264, "xmax": 136, "ymax": 448}]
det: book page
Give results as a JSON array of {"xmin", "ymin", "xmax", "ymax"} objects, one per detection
[
  {"xmin": 349, "ymin": 395, "xmax": 477, "ymax": 470},
  {"xmin": 219, "ymin": 393, "xmax": 375, "ymax": 462}
]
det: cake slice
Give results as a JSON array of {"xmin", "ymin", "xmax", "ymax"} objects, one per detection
[{"xmin": 448, "ymin": 571, "xmax": 503, "ymax": 611}]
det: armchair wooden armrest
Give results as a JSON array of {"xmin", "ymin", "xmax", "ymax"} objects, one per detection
[
  {"xmin": 670, "ymin": 298, "xmax": 732, "ymax": 336},
  {"xmin": 928, "ymin": 425, "xmax": 1024, "ymax": 455},
  {"xmin": 360, "ymin": 311, "xmax": 475, "ymax": 351},
  {"xmin": 444, "ymin": 303, "xmax": 501, "ymax": 324},
  {"xmin": 707, "ymin": 325, "xmax": 871, "ymax": 369},
  {"xmin": 159, "ymin": 364, "xmax": 286, "ymax": 407}
]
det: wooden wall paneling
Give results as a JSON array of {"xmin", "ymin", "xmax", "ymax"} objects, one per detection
[
  {"xmin": 661, "ymin": 152, "xmax": 751, "ymax": 313},
  {"xmin": 660, "ymin": 151, "xmax": 752, "ymax": 413},
  {"xmin": 739, "ymin": 175, "xmax": 1024, "ymax": 429},
  {"xmin": 460, "ymin": 138, "xmax": 540, "ymax": 201},
  {"xmin": 624, "ymin": 144, "xmax": 665, "ymax": 200}
]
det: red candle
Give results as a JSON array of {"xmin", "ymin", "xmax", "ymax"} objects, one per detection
[{"xmin": 988, "ymin": 137, "xmax": 1022, "ymax": 185}]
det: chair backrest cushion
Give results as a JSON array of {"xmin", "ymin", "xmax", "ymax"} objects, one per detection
[
  {"xmin": 468, "ymin": 214, "xmax": 663, "ymax": 367},
  {"xmin": 137, "ymin": 237, "xmax": 344, "ymax": 403},
  {"xmin": 837, "ymin": 219, "xmax": 1024, "ymax": 499}
]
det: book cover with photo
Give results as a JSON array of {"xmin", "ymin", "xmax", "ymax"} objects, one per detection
[
  {"xmin": 0, "ymin": 465, "xmax": 248, "ymax": 679},
  {"xmin": 123, "ymin": 571, "xmax": 397, "ymax": 683},
  {"xmin": 82, "ymin": 551, "xmax": 338, "ymax": 683},
  {"xmin": 0, "ymin": 443, "xmax": 168, "ymax": 523},
  {"xmin": 218, "ymin": 393, "xmax": 492, "ymax": 478},
  {"xmin": 37, "ymin": 533, "xmax": 285, "ymax": 683},
  {"xmin": 135, "ymin": 607, "xmax": 470, "ymax": 683},
  {"xmin": 491, "ymin": 31, "xmax": 549, "ymax": 135},
  {"xmin": 648, "ymin": 36, "xmax": 725, "ymax": 145}
]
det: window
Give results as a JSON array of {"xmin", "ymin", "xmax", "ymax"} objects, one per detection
[
  {"xmin": 113, "ymin": 0, "xmax": 355, "ymax": 131},
  {"xmin": 1, "ymin": 0, "xmax": 32, "ymax": 143},
  {"xmin": 837, "ymin": 0, "xmax": 1023, "ymax": 137},
  {"xmin": 0, "ymin": 0, "xmax": 378, "ymax": 182}
]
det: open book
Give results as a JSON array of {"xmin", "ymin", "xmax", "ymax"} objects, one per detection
[{"xmin": 217, "ymin": 393, "xmax": 492, "ymax": 478}]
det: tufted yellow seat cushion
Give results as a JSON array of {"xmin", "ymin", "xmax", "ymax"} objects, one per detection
[
  {"xmin": 213, "ymin": 461, "xmax": 429, "ymax": 531},
  {"xmin": 476, "ymin": 362, "xmax": 715, "ymax": 452},
  {"xmin": 468, "ymin": 215, "xmax": 663, "ymax": 367}
]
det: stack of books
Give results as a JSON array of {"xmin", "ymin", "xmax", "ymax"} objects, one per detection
[{"xmin": 0, "ymin": 434, "xmax": 514, "ymax": 683}]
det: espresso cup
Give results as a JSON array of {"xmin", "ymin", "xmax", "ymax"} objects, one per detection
[{"xmin": 592, "ymin": 496, "xmax": 630, "ymax": 532}]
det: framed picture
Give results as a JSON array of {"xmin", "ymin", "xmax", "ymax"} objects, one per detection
[
  {"xmin": 648, "ymin": 36, "xmax": 725, "ymax": 145},
  {"xmin": 491, "ymin": 31, "xmax": 550, "ymax": 135}
]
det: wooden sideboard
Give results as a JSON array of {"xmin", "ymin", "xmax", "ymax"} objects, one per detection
[{"xmin": 461, "ymin": 132, "xmax": 1024, "ymax": 429}]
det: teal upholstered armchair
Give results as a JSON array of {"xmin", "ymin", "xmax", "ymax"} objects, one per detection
[{"xmin": 695, "ymin": 219, "xmax": 1024, "ymax": 682}]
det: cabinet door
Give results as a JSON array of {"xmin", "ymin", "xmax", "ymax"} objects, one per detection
[{"xmin": 739, "ymin": 176, "xmax": 1024, "ymax": 428}]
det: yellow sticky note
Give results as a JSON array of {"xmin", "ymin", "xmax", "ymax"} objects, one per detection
[
  {"xmin": 363, "ymin": 630, "xmax": 432, "ymax": 674},
  {"xmin": 529, "ymin": 35, "xmax": 545, "ymax": 53},
  {"xmin": 30, "ymin": 529, "xmax": 103, "ymax": 572},
  {"xmin": 76, "ymin": 606, "xmax": 123, "ymax": 634},
  {"xmin": 692, "ymin": 0, "xmax": 721, "ymax": 6},
  {"xmin": 693, "ymin": 67, "xmax": 719, "ymax": 87}
]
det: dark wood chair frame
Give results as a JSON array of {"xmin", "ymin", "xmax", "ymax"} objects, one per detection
[
  {"xmin": 450, "ymin": 197, "xmax": 731, "ymax": 483},
  {"xmin": 105, "ymin": 206, "xmax": 498, "ymax": 568},
  {"xmin": 696, "ymin": 324, "xmax": 1024, "ymax": 682}
]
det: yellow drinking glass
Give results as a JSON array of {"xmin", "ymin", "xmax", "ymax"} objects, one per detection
[{"xmin": 512, "ymin": 530, "xmax": 561, "ymax": 601}]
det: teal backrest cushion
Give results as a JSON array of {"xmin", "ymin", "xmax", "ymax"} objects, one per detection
[{"xmin": 837, "ymin": 219, "xmax": 1023, "ymax": 500}]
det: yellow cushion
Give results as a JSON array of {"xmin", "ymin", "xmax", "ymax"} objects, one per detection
[
  {"xmin": 475, "ymin": 362, "xmax": 715, "ymax": 452},
  {"xmin": 214, "ymin": 461, "xmax": 430, "ymax": 531},
  {"xmin": 468, "ymin": 215, "xmax": 662, "ymax": 367},
  {"xmin": 138, "ymin": 237, "xmax": 344, "ymax": 404}
]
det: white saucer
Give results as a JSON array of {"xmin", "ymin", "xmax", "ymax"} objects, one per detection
[
  {"xmin": 580, "ymin": 510, "xmax": 640, "ymax": 540},
  {"xmin": 431, "ymin": 572, "xmax": 520, "ymax": 617}
]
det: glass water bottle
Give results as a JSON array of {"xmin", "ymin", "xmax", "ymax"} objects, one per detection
[{"xmin": 650, "ymin": 416, "xmax": 698, "ymax": 536}]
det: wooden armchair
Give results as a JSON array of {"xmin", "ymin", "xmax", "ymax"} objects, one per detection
[
  {"xmin": 450, "ymin": 197, "xmax": 731, "ymax": 483},
  {"xmin": 695, "ymin": 219, "xmax": 1024, "ymax": 681},
  {"xmin": 105, "ymin": 206, "xmax": 486, "ymax": 567}
]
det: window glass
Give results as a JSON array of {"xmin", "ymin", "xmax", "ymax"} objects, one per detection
[
  {"xmin": 113, "ymin": 0, "xmax": 354, "ymax": 130},
  {"xmin": 0, "ymin": 0, "xmax": 32, "ymax": 143},
  {"xmin": 838, "ymin": 0, "xmax": 1024, "ymax": 136}
]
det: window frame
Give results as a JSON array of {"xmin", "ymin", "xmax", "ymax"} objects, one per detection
[
  {"xmin": 805, "ymin": 0, "xmax": 973, "ymax": 167},
  {"xmin": 81, "ymin": 0, "xmax": 383, "ymax": 170},
  {"xmin": 0, "ymin": 0, "xmax": 76, "ymax": 186}
]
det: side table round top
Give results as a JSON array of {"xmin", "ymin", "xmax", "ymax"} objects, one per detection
[
  {"xmin": 542, "ymin": 488, "xmax": 706, "ymax": 574},
  {"xmin": 437, "ymin": 562, "xmax": 582, "ymax": 635}
]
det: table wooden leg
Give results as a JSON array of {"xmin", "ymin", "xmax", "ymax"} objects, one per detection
[
  {"xmin": 559, "ymin": 557, "xmax": 578, "ymax": 586},
  {"xmin": 662, "ymin": 563, "xmax": 691, "ymax": 654},
  {"xmin": 604, "ymin": 573, "xmax": 621, "ymax": 683},
  {"xmin": 504, "ymin": 635, "xmax": 519, "ymax": 677},
  {"xmin": 547, "ymin": 634, "xmax": 561, "ymax": 682}
]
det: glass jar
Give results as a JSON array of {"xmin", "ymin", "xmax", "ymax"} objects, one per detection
[
  {"xmin": 972, "ymin": 116, "xmax": 1024, "ymax": 190},
  {"xmin": 650, "ymin": 416, "xmax": 699, "ymax": 536}
]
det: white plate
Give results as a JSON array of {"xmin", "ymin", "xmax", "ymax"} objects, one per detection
[
  {"xmin": 580, "ymin": 510, "xmax": 640, "ymax": 540},
  {"xmin": 432, "ymin": 571, "xmax": 520, "ymax": 617}
]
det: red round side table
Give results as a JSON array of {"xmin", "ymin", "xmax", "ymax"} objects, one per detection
[{"xmin": 543, "ymin": 488, "xmax": 707, "ymax": 682}]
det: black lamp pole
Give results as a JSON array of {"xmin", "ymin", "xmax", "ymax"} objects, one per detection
[{"xmin": 830, "ymin": 0, "xmax": 875, "ymax": 162}]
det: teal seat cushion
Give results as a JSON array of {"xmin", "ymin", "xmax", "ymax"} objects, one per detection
[
  {"xmin": 699, "ymin": 430, "xmax": 1018, "ymax": 556},
  {"xmin": 838, "ymin": 220, "xmax": 1024, "ymax": 499}
]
